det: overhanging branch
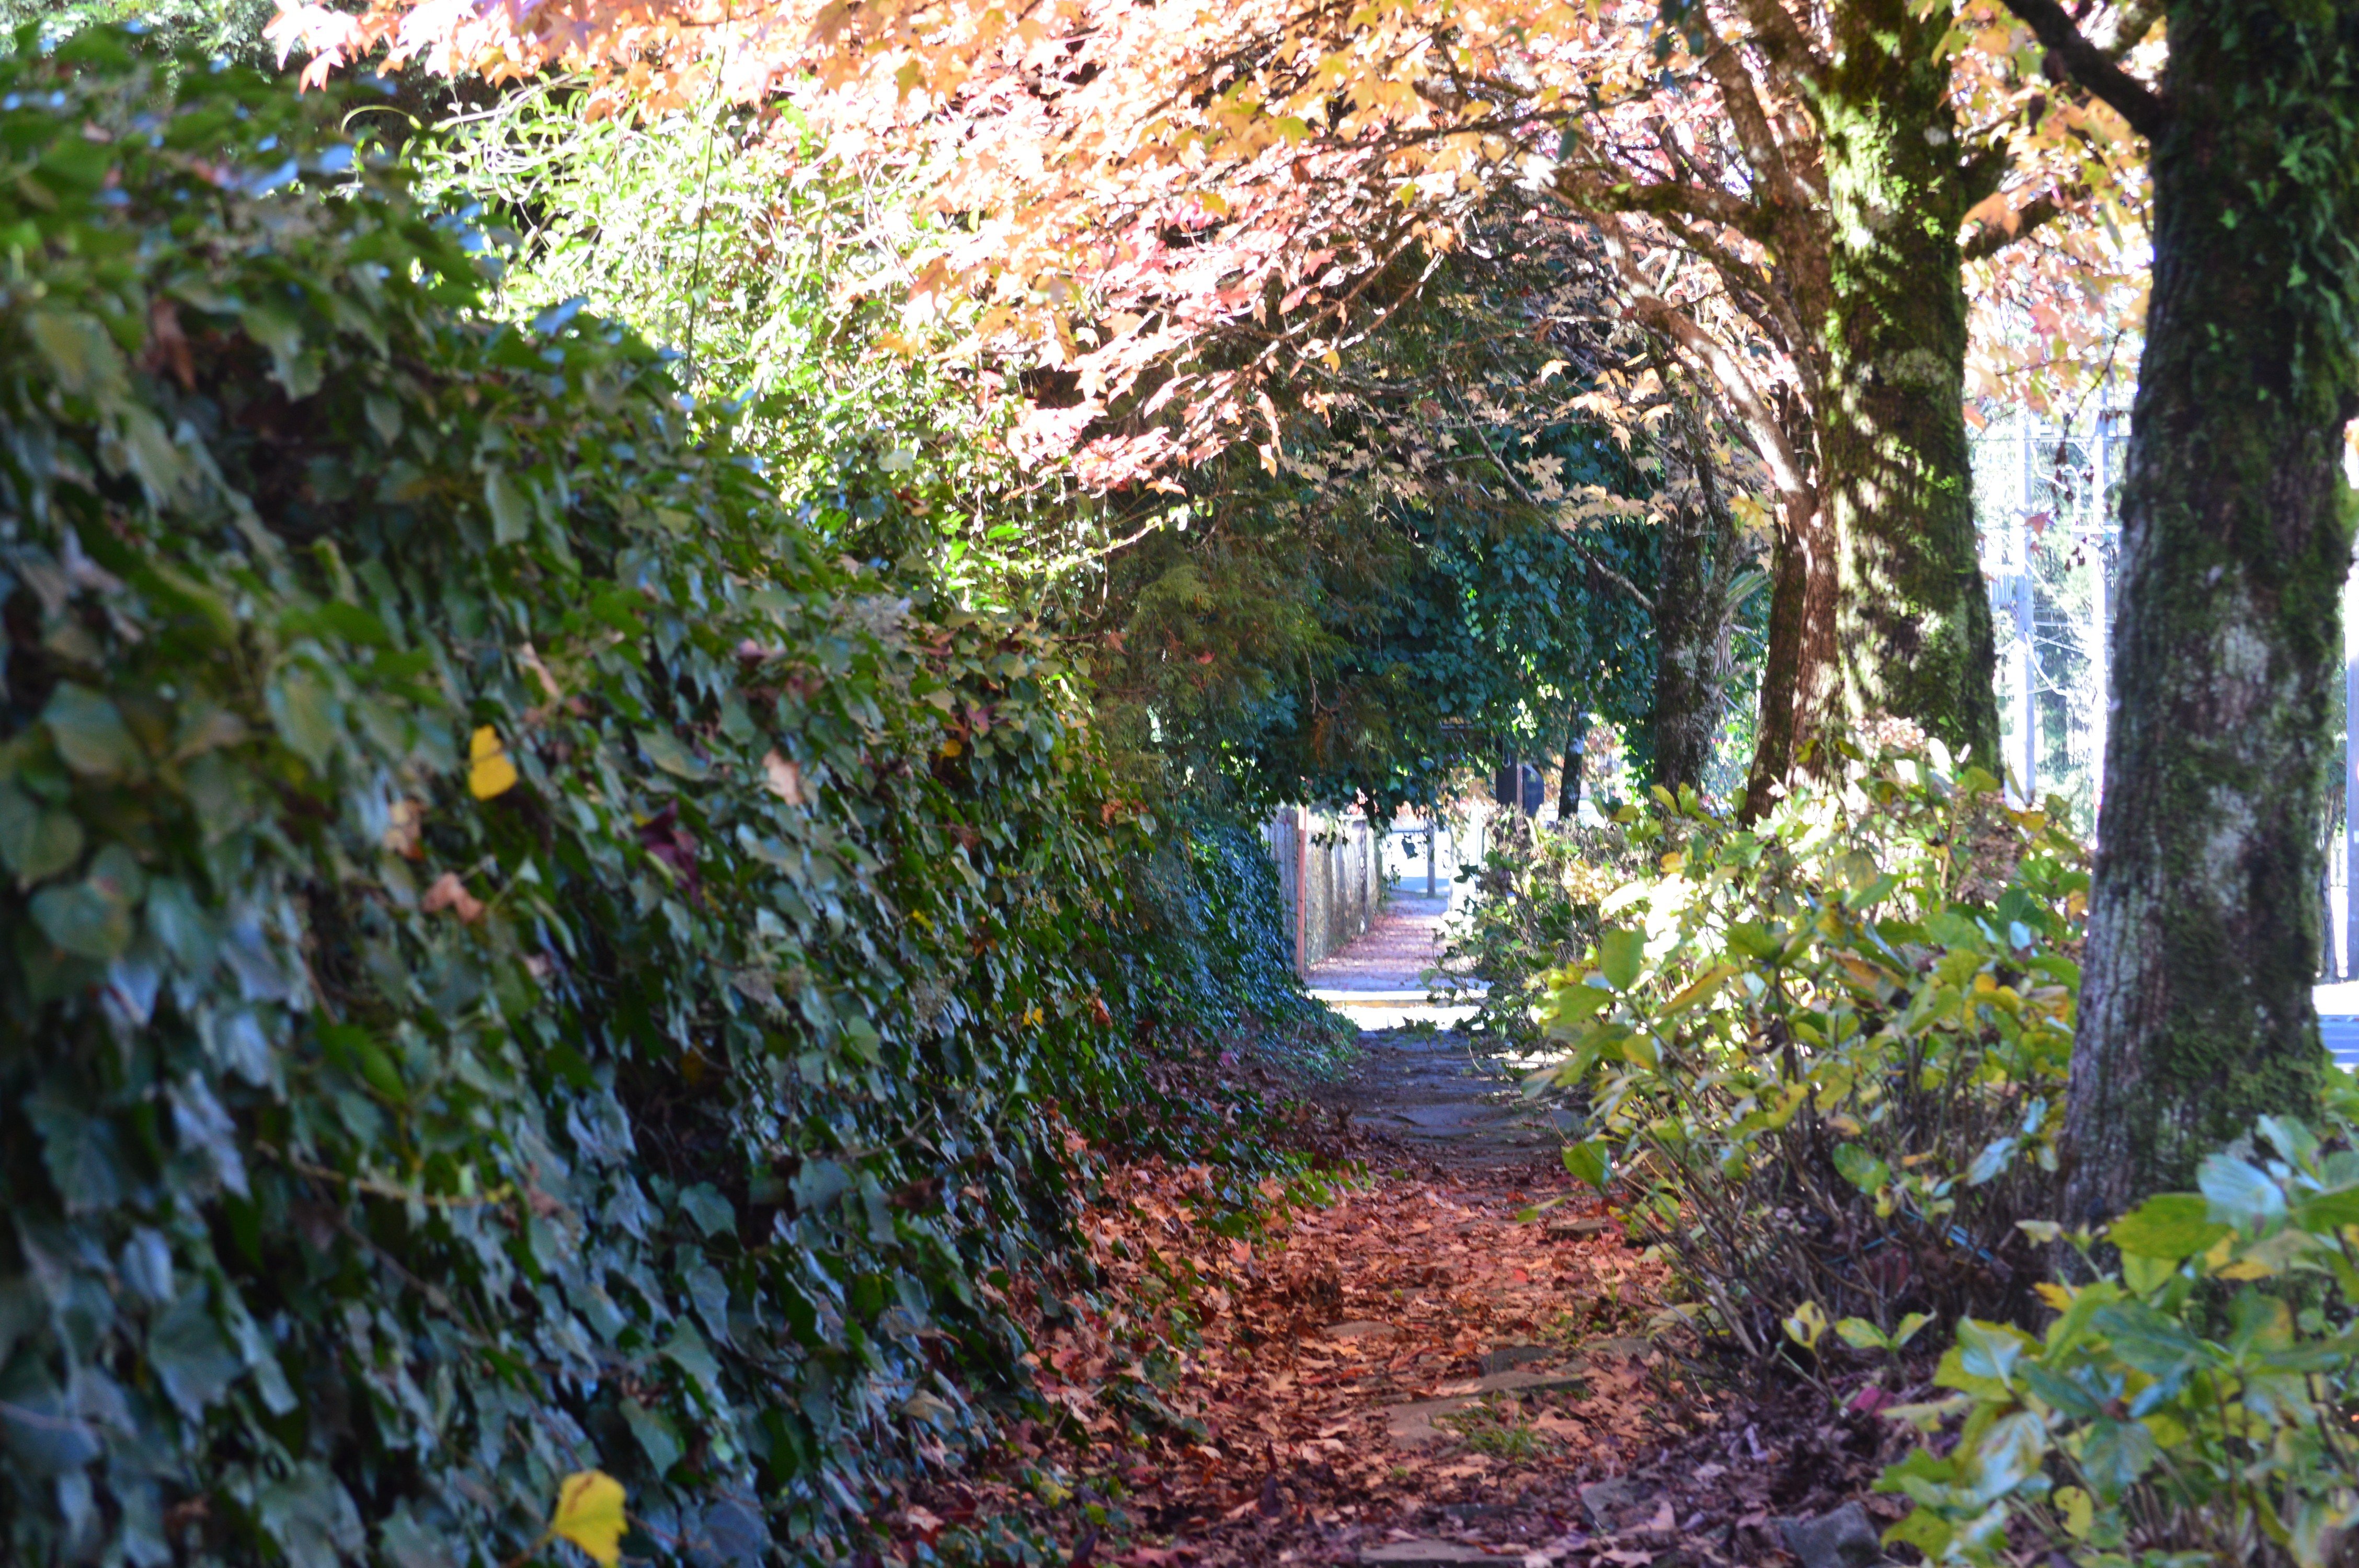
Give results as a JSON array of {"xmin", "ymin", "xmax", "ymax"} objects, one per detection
[{"xmin": 1998, "ymin": 0, "xmax": 2169, "ymax": 139}]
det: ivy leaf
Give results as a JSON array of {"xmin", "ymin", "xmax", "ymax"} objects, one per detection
[
  {"xmin": 621, "ymin": 1399, "xmax": 682, "ymax": 1477},
  {"xmin": 0, "ymin": 784, "xmax": 83, "ymax": 886},
  {"xmin": 675, "ymin": 1182, "xmax": 735, "ymax": 1238},
  {"xmin": 269, "ymin": 664, "xmax": 342, "ymax": 771},
  {"xmin": 147, "ymin": 1294, "xmax": 243, "ymax": 1420},
  {"xmin": 484, "ymin": 466, "xmax": 531, "ymax": 545},
  {"xmin": 241, "ymin": 302, "xmax": 320, "ymax": 398},
  {"xmin": 548, "ymin": 1470, "xmax": 628, "ymax": 1568},
  {"xmin": 25, "ymin": 308, "xmax": 126, "ymax": 400},
  {"xmin": 638, "ymin": 728, "xmax": 707, "ymax": 781},
  {"xmin": 31, "ymin": 845, "xmax": 141, "ymax": 960},
  {"xmin": 42, "ymin": 683, "xmax": 140, "ymax": 778},
  {"xmin": 468, "ymin": 726, "xmax": 519, "ymax": 799}
]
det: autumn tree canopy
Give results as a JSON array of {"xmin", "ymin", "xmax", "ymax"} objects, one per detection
[{"xmin": 274, "ymin": 0, "xmax": 2155, "ymax": 799}]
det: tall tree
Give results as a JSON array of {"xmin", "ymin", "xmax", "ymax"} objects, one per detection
[{"xmin": 2009, "ymin": 0, "xmax": 2359, "ymax": 1215}]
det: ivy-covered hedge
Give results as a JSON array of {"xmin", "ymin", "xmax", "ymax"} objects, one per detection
[{"xmin": 0, "ymin": 30, "xmax": 1180, "ymax": 1564}]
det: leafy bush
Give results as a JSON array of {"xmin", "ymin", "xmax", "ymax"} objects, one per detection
[
  {"xmin": 1882, "ymin": 1112, "xmax": 2359, "ymax": 1567},
  {"xmin": 1436, "ymin": 812, "xmax": 1644, "ymax": 1042},
  {"xmin": 0, "ymin": 29, "xmax": 1193, "ymax": 1564},
  {"xmin": 1540, "ymin": 742, "xmax": 2087, "ymax": 1364}
]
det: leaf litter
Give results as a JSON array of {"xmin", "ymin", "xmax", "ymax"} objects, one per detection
[{"xmin": 891, "ymin": 1062, "xmax": 1915, "ymax": 1568}]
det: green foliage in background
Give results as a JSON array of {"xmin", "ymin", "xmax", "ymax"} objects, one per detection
[
  {"xmin": 407, "ymin": 87, "xmax": 1077, "ymax": 598},
  {"xmin": 1542, "ymin": 742, "xmax": 2086, "ymax": 1365},
  {"xmin": 1883, "ymin": 1112, "xmax": 2359, "ymax": 1568},
  {"xmin": 1116, "ymin": 808, "xmax": 1353, "ymax": 1067},
  {"xmin": 1432, "ymin": 816, "xmax": 1646, "ymax": 1043},
  {"xmin": 0, "ymin": 0, "xmax": 277, "ymax": 67},
  {"xmin": 0, "ymin": 30, "xmax": 1222, "ymax": 1564}
]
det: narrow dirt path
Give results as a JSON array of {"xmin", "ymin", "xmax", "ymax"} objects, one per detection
[{"xmin": 895, "ymin": 909, "xmax": 1903, "ymax": 1567}]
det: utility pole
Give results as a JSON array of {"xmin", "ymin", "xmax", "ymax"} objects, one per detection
[
  {"xmin": 2016, "ymin": 416, "xmax": 2037, "ymax": 799},
  {"xmin": 2090, "ymin": 412, "xmax": 2111, "ymax": 817},
  {"xmin": 2345, "ymin": 549, "xmax": 2358, "ymax": 978}
]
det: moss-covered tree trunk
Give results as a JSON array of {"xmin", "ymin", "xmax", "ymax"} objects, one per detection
[
  {"xmin": 1816, "ymin": 4, "xmax": 2002, "ymax": 771},
  {"xmin": 1657, "ymin": 397, "xmax": 1742, "ymax": 793},
  {"xmin": 1656, "ymin": 502, "xmax": 1717, "ymax": 797},
  {"xmin": 2055, "ymin": 0, "xmax": 2359, "ymax": 1218}
]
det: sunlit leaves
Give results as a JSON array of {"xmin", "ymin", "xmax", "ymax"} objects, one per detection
[
  {"xmin": 546, "ymin": 1470, "xmax": 628, "ymax": 1567},
  {"xmin": 468, "ymin": 726, "xmax": 519, "ymax": 799}
]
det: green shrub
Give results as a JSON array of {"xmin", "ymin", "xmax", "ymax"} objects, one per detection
[
  {"xmin": 1881, "ymin": 1112, "xmax": 2359, "ymax": 1567},
  {"xmin": 1436, "ymin": 812, "xmax": 1646, "ymax": 1043},
  {"xmin": 1540, "ymin": 742, "xmax": 2086, "ymax": 1364},
  {"xmin": 0, "ymin": 28, "xmax": 1176, "ymax": 1564}
]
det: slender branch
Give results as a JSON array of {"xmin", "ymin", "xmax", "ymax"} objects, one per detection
[
  {"xmin": 1593, "ymin": 213, "xmax": 1811, "ymax": 506},
  {"xmin": 1997, "ymin": 0, "xmax": 2170, "ymax": 139},
  {"xmin": 1646, "ymin": 207, "xmax": 1811, "ymax": 370},
  {"xmin": 1689, "ymin": 13, "xmax": 1815, "ymax": 217},
  {"xmin": 1551, "ymin": 156, "xmax": 1778, "ymax": 246}
]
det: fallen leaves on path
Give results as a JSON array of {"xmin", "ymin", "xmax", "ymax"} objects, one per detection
[{"xmin": 898, "ymin": 1145, "xmax": 1811, "ymax": 1565}]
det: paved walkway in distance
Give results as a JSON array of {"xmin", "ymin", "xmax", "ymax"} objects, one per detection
[
  {"xmin": 1302, "ymin": 887, "xmax": 1559, "ymax": 1171},
  {"xmin": 1307, "ymin": 889, "xmax": 1455, "ymax": 991},
  {"xmin": 2316, "ymin": 982, "xmax": 2359, "ymax": 1069}
]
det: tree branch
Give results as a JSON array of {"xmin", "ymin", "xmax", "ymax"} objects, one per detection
[
  {"xmin": 1731, "ymin": 0, "xmax": 1829, "ymax": 92},
  {"xmin": 1691, "ymin": 24, "xmax": 1815, "ymax": 219},
  {"xmin": 1961, "ymin": 191, "xmax": 2067, "ymax": 260},
  {"xmin": 1997, "ymin": 0, "xmax": 2169, "ymax": 139},
  {"xmin": 1593, "ymin": 212, "xmax": 1813, "ymax": 509},
  {"xmin": 1551, "ymin": 157, "xmax": 1778, "ymax": 247}
]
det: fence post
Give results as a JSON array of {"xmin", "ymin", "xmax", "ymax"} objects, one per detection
[{"xmin": 1295, "ymin": 806, "xmax": 1311, "ymax": 980}]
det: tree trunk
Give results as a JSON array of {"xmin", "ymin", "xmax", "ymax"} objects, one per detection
[
  {"xmin": 1558, "ymin": 713, "xmax": 1584, "ymax": 821},
  {"xmin": 1743, "ymin": 486, "xmax": 1838, "ymax": 820},
  {"xmin": 1816, "ymin": 3, "xmax": 2002, "ymax": 771},
  {"xmin": 1655, "ymin": 499, "xmax": 1716, "ymax": 792},
  {"xmin": 1657, "ymin": 397, "xmax": 1743, "ymax": 794},
  {"xmin": 2061, "ymin": 1, "xmax": 2359, "ymax": 1220}
]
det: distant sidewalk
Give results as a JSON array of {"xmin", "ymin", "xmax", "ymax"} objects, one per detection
[{"xmin": 1307, "ymin": 889, "xmax": 1482, "ymax": 1030}]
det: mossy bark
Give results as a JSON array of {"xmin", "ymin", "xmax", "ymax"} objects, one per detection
[
  {"xmin": 1657, "ymin": 399, "xmax": 1744, "ymax": 793},
  {"xmin": 2064, "ymin": 1, "xmax": 2359, "ymax": 1219},
  {"xmin": 1817, "ymin": 4, "xmax": 2002, "ymax": 771},
  {"xmin": 1728, "ymin": 4, "xmax": 2002, "ymax": 813}
]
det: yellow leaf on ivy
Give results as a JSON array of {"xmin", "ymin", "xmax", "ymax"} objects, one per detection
[
  {"xmin": 549, "ymin": 1470, "xmax": 627, "ymax": 1567},
  {"xmin": 469, "ymin": 725, "xmax": 518, "ymax": 799}
]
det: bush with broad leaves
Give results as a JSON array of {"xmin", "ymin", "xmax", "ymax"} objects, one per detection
[
  {"xmin": 1879, "ymin": 1108, "xmax": 2359, "ymax": 1567},
  {"xmin": 1541, "ymin": 738, "xmax": 2085, "ymax": 1366}
]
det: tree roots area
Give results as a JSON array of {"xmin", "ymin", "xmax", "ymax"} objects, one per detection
[{"xmin": 896, "ymin": 1032, "xmax": 1911, "ymax": 1568}]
